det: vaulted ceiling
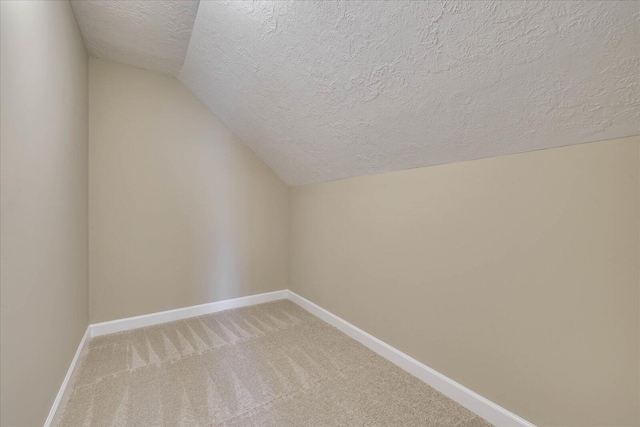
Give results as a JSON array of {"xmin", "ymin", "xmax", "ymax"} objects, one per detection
[
  {"xmin": 72, "ymin": 1, "xmax": 640, "ymax": 186},
  {"xmin": 70, "ymin": 1, "xmax": 199, "ymax": 75}
]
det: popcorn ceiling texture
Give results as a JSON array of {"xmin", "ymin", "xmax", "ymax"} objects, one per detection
[
  {"xmin": 71, "ymin": 1, "xmax": 199, "ymax": 76},
  {"xmin": 70, "ymin": 1, "xmax": 640, "ymax": 185},
  {"xmin": 179, "ymin": 1, "xmax": 640, "ymax": 185}
]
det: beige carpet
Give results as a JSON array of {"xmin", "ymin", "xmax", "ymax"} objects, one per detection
[{"xmin": 58, "ymin": 300, "xmax": 491, "ymax": 426}]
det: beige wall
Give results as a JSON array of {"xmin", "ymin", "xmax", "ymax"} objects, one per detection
[
  {"xmin": 0, "ymin": 1, "xmax": 89, "ymax": 425},
  {"xmin": 290, "ymin": 136, "xmax": 640, "ymax": 427},
  {"xmin": 89, "ymin": 59, "xmax": 289, "ymax": 323},
  {"xmin": 1, "ymin": 8, "xmax": 636, "ymax": 424}
]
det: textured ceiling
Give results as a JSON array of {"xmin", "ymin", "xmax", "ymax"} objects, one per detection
[
  {"xmin": 71, "ymin": 0, "xmax": 199, "ymax": 75},
  {"xmin": 70, "ymin": 1, "xmax": 640, "ymax": 185},
  {"xmin": 179, "ymin": 1, "xmax": 640, "ymax": 185}
]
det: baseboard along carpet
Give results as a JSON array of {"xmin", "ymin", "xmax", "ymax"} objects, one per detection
[{"xmin": 57, "ymin": 300, "xmax": 491, "ymax": 426}]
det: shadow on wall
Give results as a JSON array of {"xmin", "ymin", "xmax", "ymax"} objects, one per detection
[{"xmin": 88, "ymin": 58, "xmax": 289, "ymax": 324}]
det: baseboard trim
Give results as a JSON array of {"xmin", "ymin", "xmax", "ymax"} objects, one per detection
[
  {"xmin": 46, "ymin": 289, "xmax": 533, "ymax": 427},
  {"xmin": 44, "ymin": 326, "xmax": 90, "ymax": 427},
  {"xmin": 89, "ymin": 290, "xmax": 288, "ymax": 337},
  {"xmin": 287, "ymin": 290, "xmax": 535, "ymax": 427},
  {"xmin": 45, "ymin": 290, "xmax": 288, "ymax": 426}
]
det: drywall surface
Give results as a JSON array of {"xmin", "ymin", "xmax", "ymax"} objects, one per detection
[
  {"xmin": 180, "ymin": 1, "xmax": 640, "ymax": 185},
  {"xmin": 71, "ymin": 0, "xmax": 199, "ymax": 75},
  {"xmin": 0, "ymin": 1, "xmax": 89, "ymax": 425},
  {"xmin": 290, "ymin": 137, "xmax": 640, "ymax": 426},
  {"xmin": 89, "ymin": 59, "xmax": 289, "ymax": 323}
]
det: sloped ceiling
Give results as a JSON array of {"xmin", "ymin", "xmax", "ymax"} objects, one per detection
[
  {"xmin": 74, "ymin": 1, "xmax": 640, "ymax": 186},
  {"xmin": 71, "ymin": 0, "xmax": 199, "ymax": 75}
]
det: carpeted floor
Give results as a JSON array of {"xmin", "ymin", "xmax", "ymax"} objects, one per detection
[{"xmin": 58, "ymin": 300, "xmax": 491, "ymax": 426}]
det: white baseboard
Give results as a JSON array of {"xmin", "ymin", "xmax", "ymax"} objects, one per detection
[
  {"xmin": 287, "ymin": 290, "xmax": 535, "ymax": 427},
  {"xmin": 90, "ymin": 290, "xmax": 288, "ymax": 337},
  {"xmin": 44, "ymin": 326, "xmax": 90, "ymax": 427},
  {"xmin": 45, "ymin": 290, "xmax": 288, "ymax": 426},
  {"xmin": 46, "ymin": 289, "xmax": 533, "ymax": 427}
]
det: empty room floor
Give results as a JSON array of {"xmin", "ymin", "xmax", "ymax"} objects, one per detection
[{"xmin": 57, "ymin": 300, "xmax": 490, "ymax": 426}]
